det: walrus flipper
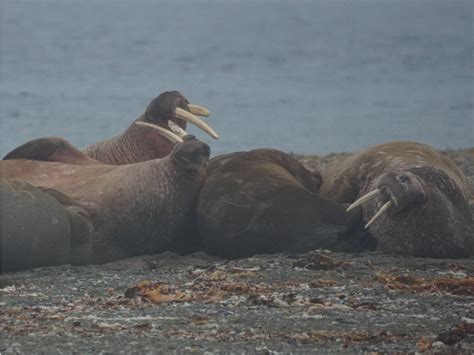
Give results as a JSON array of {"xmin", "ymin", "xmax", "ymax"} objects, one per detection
[{"xmin": 3, "ymin": 137, "xmax": 98, "ymax": 165}]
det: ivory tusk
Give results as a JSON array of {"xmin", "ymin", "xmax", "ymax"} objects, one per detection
[
  {"xmin": 346, "ymin": 189, "xmax": 380, "ymax": 211},
  {"xmin": 188, "ymin": 104, "xmax": 211, "ymax": 117},
  {"xmin": 364, "ymin": 200, "xmax": 393, "ymax": 229},
  {"xmin": 168, "ymin": 120, "xmax": 188, "ymax": 137},
  {"xmin": 175, "ymin": 108, "xmax": 219, "ymax": 140},
  {"xmin": 134, "ymin": 122, "xmax": 184, "ymax": 144}
]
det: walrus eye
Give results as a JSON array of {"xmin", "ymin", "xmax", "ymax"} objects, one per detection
[{"xmin": 398, "ymin": 175, "xmax": 408, "ymax": 184}]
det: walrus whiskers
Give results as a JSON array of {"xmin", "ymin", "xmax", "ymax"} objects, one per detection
[
  {"xmin": 134, "ymin": 122, "xmax": 184, "ymax": 143},
  {"xmin": 175, "ymin": 108, "xmax": 219, "ymax": 139},
  {"xmin": 346, "ymin": 189, "xmax": 380, "ymax": 211},
  {"xmin": 364, "ymin": 200, "xmax": 393, "ymax": 229},
  {"xmin": 188, "ymin": 104, "xmax": 211, "ymax": 117}
]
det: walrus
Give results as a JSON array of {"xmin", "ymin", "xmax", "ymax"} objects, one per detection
[
  {"xmin": 83, "ymin": 91, "xmax": 218, "ymax": 164},
  {"xmin": 1, "ymin": 135, "xmax": 210, "ymax": 269},
  {"xmin": 196, "ymin": 149, "xmax": 375, "ymax": 259},
  {"xmin": 0, "ymin": 179, "xmax": 93, "ymax": 271},
  {"xmin": 319, "ymin": 141, "xmax": 473, "ymax": 258}
]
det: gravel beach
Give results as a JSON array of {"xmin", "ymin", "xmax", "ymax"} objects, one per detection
[{"xmin": 1, "ymin": 148, "xmax": 473, "ymax": 354}]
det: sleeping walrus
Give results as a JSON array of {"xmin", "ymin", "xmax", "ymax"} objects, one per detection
[
  {"xmin": 83, "ymin": 91, "xmax": 218, "ymax": 164},
  {"xmin": 320, "ymin": 141, "xmax": 473, "ymax": 258},
  {"xmin": 196, "ymin": 149, "xmax": 375, "ymax": 258},
  {"xmin": 1, "ymin": 135, "xmax": 210, "ymax": 270}
]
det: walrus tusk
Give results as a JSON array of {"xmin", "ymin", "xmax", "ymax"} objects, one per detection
[
  {"xmin": 134, "ymin": 122, "xmax": 184, "ymax": 144},
  {"xmin": 169, "ymin": 120, "xmax": 188, "ymax": 137},
  {"xmin": 188, "ymin": 104, "xmax": 211, "ymax": 117},
  {"xmin": 346, "ymin": 189, "xmax": 380, "ymax": 211},
  {"xmin": 175, "ymin": 108, "xmax": 219, "ymax": 140},
  {"xmin": 364, "ymin": 200, "xmax": 393, "ymax": 229}
]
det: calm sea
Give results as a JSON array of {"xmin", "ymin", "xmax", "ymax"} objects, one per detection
[{"xmin": 1, "ymin": 0, "xmax": 473, "ymax": 157}]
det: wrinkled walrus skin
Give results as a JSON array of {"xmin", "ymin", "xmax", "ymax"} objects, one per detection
[
  {"xmin": 1, "ymin": 136, "xmax": 210, "ymax": 269},
  {"xmin": 83, "ymin": 91, "xmax": 216, "ymax": 165},
  {"xmin": 196, "ymin": 149, "xmax": 375, "ymax": 259},
  {"xmin": 320, "ymin": 141, "xmax": 473, "ymax": 258}
]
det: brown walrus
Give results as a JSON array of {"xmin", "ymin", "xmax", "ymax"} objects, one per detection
[
  {"xmin": 196, "ymin": 149, "xmax": 375, "ymax": 259},
  {"xmin": 83, "ymin": 91, "xmax": 218, "ymax": 164},
  {"xmin": 1, "ymin": 179, "xmax": 93, "ymax": 271},
  {"xmin": 320, "ymin": 141, "xmax": 473, "ymax": 258},
  {"xmin": 1, "ymin": 135, "xmax": 210, "ymax": 269}
]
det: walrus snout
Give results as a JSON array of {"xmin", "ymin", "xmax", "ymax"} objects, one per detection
[
  {"xmin": 172, "ymin": 137, "xmax": 210, "ymax": 170},
  {"xmin": 377, "ymin": 172, "xmax": 427, "ymax": 212},
  {"xmin": 346, "ymin": 171, "xmax": 428, "ymax": 229}
]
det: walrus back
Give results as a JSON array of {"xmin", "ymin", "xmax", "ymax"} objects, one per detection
[
  {"xmin": 197, "ymin": 149, "xmax": 369, "ymax": 258},
  {"xmin": 321, "ymin": 141, "xmax": 470, "ymax": 202}
]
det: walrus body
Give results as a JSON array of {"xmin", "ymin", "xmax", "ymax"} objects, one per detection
[
  {"xmin": 196, "ymin": 149, "xmax": 374, "ymax": 258},
  {"xmin": 83, "ymin": 91, "xmax": 217, "ymax": 164},
  {"xmin": 1, "ymin": 180, "xmax": 84, "ymax": 271},
  {"xmin": 320, "ymin": 141, "xmax": 473, "ymax": 258},
  {"xmin": 1, "ymin": 136, "xmax": 210, "ymax": 269}
]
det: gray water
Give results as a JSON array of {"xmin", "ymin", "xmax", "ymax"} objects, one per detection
[{"xmin": 1, "ymin": 0, "xmax": 473, "ymax": 157}]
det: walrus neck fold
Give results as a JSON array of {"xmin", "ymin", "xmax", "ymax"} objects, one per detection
[{"xmin": 83, "ymin": 119, "xmax": 175, "ymax": 165}]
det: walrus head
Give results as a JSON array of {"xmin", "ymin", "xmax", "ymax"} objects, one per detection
[
  {"xmin": 376, "ymin": 172, "xmax": 427, "ymax": 211},
  {"xmin": 347, "ymin": 170, "xmax": 427, "ymax": 228},
  {"xmin": 347, "ymin": 166, "xmax": 472, "ymax": 257},
  {"xmin": 82, "ymin": 90, "xmax": 217, "ymax": 165},
  {"xmin": 171, "ymin": 135, "xmax": 210, "ymax": 173},
  {"xmin": 136, "ymin": 91, "xmax": 218, "ymax": 143}
]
